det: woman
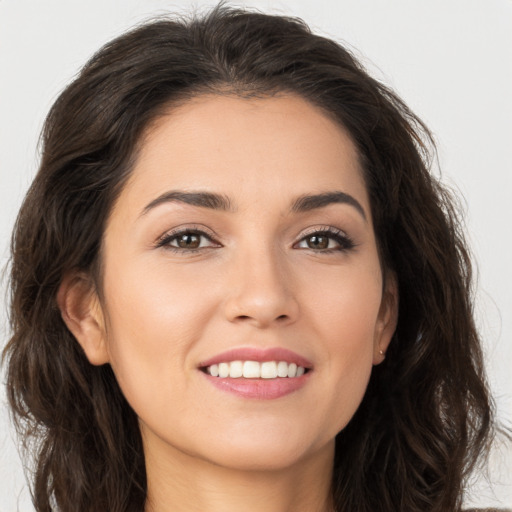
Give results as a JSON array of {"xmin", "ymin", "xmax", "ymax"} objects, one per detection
[{"xmin": 2, "ymin": 5, "xmax": 500, "ymax": 512}]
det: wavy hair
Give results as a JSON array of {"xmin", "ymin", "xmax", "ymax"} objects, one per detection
[{"xmin": 3, "ymin": 5, "xmax": 493, "ymax": 511}]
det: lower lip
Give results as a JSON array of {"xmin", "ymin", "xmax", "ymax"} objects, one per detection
[{"xmin": 201, "ymin": 372, "xmax": 311, "ymax": 399}]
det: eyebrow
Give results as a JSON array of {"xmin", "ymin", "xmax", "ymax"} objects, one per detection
[
  {"xmin": 291, "ymin": 191, "xmax": 367, "ymax": 221},
  {"xmin": 140, "ymin": 189, "xmax": 366, "ymax": 221},
  {"xmin": 141, "ymin": 191, "xmax": 234, "ymax": 216}
]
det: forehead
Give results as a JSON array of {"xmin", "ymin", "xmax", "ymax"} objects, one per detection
[{"xmin": 117, "ymin": 93, "xmax": 369, "ymax": 218}]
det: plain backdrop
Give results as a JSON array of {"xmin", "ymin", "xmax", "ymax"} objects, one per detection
[{"xmin": 1, "ymin": 1, "xmax": 511, "ymax": 510}]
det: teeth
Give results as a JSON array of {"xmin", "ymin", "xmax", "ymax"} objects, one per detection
[
  {"xmin": 218, "ymin": 362, "xmax": 229, "ymax": 378},
  {"xmin": 243, "ymin": 361, "xmax": 260, "ymax": 378},
  {"xmin": 261, "ymin": 361, "xmax": 277, "ymax": 379},
  {"xmin": 205, "ymin": 360, "xmax": 307, "ymax": 379},
  {"xmin": 229, "ymin": 360, "xmax": 243, "ymax": 378},
  {"xmin": 277, "ymin": 361, "xmax": 288, "ymax": 377}
]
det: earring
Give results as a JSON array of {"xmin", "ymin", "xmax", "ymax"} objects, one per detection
[{"xmin": 379, "ymin": 349, "xmax": 385, "ymax": 357}]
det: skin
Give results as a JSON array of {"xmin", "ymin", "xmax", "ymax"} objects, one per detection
[{"xmin": 59, "ymin": 94, "xmax": 398, "ymax": 512}]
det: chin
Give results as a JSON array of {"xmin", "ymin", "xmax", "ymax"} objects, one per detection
[
  {"xmin": 191, "ymin": 422, "xmax": 335, "ymax": 473},
  {"xmin": 202, "ymin": 440, "xmax": 320, "ymax": 472}
]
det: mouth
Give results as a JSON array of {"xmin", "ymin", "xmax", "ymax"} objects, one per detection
[
  {"xmin": 201, "ymin": 360, "xmax": 309, "ymax": 379},
  {"xmin": 198, "ymin": 348, "xmax": 313, "ymax": 399}
]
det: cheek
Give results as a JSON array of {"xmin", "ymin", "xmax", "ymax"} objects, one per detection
[
  {"xmin": 99, "ymin": 258, "xmax": 215, "ymax": 407},
  {"xmin": 304, "ymin": 256, "xmax": 383, "ymax": 347},
  {"xmin": 325, "ymin": 273, "xmax": 381, "ymax": 365},
  {"xmin": 302, "ymin": 263, "xmax": 382, "ymax": 430}
]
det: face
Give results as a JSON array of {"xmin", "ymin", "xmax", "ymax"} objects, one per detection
[{"xmin": 66, "ymin": 94, "xmax": 397, "ymax": 473}]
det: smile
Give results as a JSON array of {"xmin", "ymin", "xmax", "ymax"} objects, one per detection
[
  {"xmin": 199, "ymin": 348, "xmax": 313, "ymax": 399},
  {"xmin": 205, "ymin": 360, "xmax": 306, "ymax": 379}
]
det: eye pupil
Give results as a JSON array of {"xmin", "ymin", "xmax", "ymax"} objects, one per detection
[
  {"xmin": 307, "ymin": 235, "xmax": 329, "ymax": 249},
  {"xmin": 177, "ymin": 233, "xmax": 200, "ymax": 248}
]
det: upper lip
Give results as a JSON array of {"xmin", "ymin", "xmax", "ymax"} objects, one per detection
[{"xmin": 198, "ymin": 347, "xmax": 313, "ymax": 369}]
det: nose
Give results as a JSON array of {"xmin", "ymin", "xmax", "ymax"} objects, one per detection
[{"xmin": 223, "ymin": 246, "xmax": 299, "ymax": 329}]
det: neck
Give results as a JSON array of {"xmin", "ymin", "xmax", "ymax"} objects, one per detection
[{"xmin": 143, "ymin": 436, "xmax": 335, "ymax": 512}]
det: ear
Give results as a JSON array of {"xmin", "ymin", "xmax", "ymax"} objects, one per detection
[
  {"xmin": 373, "ymin": 272, "xmax": 399, "ymax": 365},
  {"xmin": 57, "ymin": 272, "xmax": 109, "ymax": 366}
]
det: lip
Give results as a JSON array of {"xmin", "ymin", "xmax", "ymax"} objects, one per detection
[
  {"xmin": 198, "ymin": 347, "xmax": 313, "ymax": 400},
  {"xmin": 202, "ymin": 372, "xmax": 310, "ymax": 399},
  {"xmin": 198, "ymin": 347, "xmax": 313, "ymax": 369}
]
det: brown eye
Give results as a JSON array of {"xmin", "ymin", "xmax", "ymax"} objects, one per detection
[
  {"xmin": 295, "ymin": 229, "xmax": 355, "ymax": 252},
  {"xmin": 305, "ymin": 235, "xmax": 329, "ymax": 249},
  {"xmin": 176, "ymin": 233, "xmax": 201, "ymax": 249},
  {"xmin": 157, "ymin": 229, "xmax": 219, "ymax": 252}
]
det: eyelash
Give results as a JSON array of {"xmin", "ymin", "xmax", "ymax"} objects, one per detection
[
  {"xmin": 156, "ymin": 226, "xmax": 355, "ymax": 254},
  {"xmin": 155, "ymin": 225, "xmax": 219, "ymax": 253},
  {"xmin": 295, "ymin": 226, "xmax": 355, "ymax": 253}
]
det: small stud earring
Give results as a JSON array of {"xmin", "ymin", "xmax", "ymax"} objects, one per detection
[{"xmin": 379, "ymin": 349, "xmax": 385, "ymax": 357}]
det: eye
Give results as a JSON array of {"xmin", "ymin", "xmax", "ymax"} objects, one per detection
[
  {"xmin": 295, "ymin": 228, "xmax": 355, "ymax": 252},
  {"xmin": 156, "ymin": 228, "xmax": 220, "ymax": 252}
]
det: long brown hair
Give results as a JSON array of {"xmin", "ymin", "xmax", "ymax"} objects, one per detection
[{"xmin": 3, "ymin": 5, "xmax": 493, "ymax": 511}]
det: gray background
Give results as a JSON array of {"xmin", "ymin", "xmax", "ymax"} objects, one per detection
[{"xmin": 1, "ymin": 1, "xmax": 511, "ymax": 510}]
